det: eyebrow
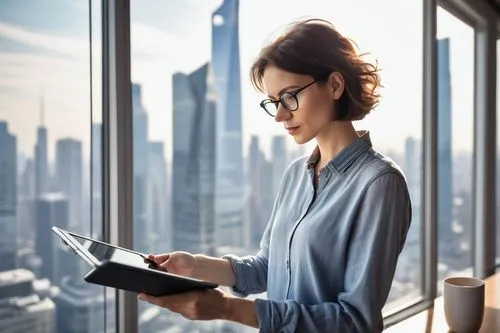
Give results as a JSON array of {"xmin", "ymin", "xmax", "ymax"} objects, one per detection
[{"xmin": 267, "ymin": 85, "xmax": 300, "ymax": 100}]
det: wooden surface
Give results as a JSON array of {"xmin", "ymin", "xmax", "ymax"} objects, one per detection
[{"xmin": 385, "ymin": 272, "xmax": 500, "ymax": 332}]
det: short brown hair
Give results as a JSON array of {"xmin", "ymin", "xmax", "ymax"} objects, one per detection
[{"xmin": 250, "ymin": 19, "xmax": 381, "ymax": 121}]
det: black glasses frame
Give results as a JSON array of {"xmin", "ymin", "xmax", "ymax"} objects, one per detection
[{"xmin": 259, "ymin": 78, "xmax": 322, "ymax": 117}]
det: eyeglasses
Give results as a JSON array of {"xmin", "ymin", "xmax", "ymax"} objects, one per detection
[{"xmin": 259, "ymin": 78, "xmax": 322, "ymax": 117}]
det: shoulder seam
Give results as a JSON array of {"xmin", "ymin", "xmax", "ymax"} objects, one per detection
[{"xmin": 362, "ymin": 170, "xmax": 408, "ymax": 198}]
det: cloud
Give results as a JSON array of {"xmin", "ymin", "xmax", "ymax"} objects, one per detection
[
  {"xmin": 0, "ymin": 19, "xmax": 209, "ymax": 74},
  {"xmin": 0, "ymin": 20, "xmax": 197, "ymax": 158},
  {"xmin": 0, "ymin": 52, "xmax": 89, "ymax": 92},
  {"xmin": 0, "ymin": 21, "xmax": 90, "ymax": 58},
  {"xmin": 0, "ymin": 46, "xmax": 93, "ymax": 156}
]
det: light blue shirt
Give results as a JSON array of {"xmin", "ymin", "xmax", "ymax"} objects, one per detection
[{"xmin": 224, "ymin": 132, "xmax": 412, "ymax": 332}]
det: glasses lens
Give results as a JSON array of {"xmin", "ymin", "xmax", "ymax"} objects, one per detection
[
  {"xmin": 262, "ymin": 101, "xmax": 277, "ymax": 117},
  {"xmin": 280, "ymin": 93, "xmax": 298, "ymax": 111}
]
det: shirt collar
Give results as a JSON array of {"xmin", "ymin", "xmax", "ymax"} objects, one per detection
[{"xmin": 306, "ymin": 130, "xmax": 372, "ymax": 174}]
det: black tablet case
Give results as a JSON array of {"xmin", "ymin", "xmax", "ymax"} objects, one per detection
[{"xmin": 84, "ymin": 260, "xmax": 218, "ymax": 296}]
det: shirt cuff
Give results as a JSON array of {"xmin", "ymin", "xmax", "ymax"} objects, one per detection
[
  {"xmin": 221, "ymin": 254, "xmax": 250, "ymax": 298},
  {"xmin": 255, "ymin": 298, "xmax": 272, "ymax": 333}
]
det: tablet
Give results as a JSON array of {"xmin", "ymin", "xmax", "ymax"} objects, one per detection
[{"xmin": 51, "ymin": 226, "xmax": 218, "ymax": 296}]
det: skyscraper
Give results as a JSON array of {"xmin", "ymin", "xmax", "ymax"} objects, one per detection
[
  {"xmin": 91, "ymin": 123, "xmax": 102, "ymax": 238},
  {"xmin": 132, "ymin": 84, "xmax": 151, "ymax": 254},
  {"xmin": 246, "ymin": 136, "xmax": 274, "ymax": 250},
  {"xmin": 20, "ymin": 158, "xmax": 35, "ymax": 199},
  {"xmin": 0, "ymin": 269, "xmax": 55, "ymax": 333},
  {"xmin": 172, "ymin": 63, "xmax": 217, "ymax": 256},
  {"xmin": 247, "ymin": 136, "xmax": 264, "ymax": 250},
  {"xmin": 404, "ymin": 137, "xmax": 421, "ymax": 246},
  {"xmin": 211, "ymin": 0, "xmax": 244, "ymax": 247},
  {"xmin": 393, "ymin": 137, "xmax": 422, "ymax": 286},
  {"xmin": 55, "ymin": 277, "xmax": 115, "ymax": 333},
  {"xmin": 271, "ymin": 135, "xmax": 287, "ymax": 200},
  {"xmin": 437, "ymin": 38, "xmax": 454, "ymax": 250},
  {"xmin": 55, "ymin": 138, "xmax": 83, "ymax": 229},
  {"xmin": 35, "ymin": 96, "xmax": 48, "ymax": 198},
  {"xmin": 258, "ymin": 156, "xmax": 273, "ymax": 245},
  {"xmin": 148, "ymin": 141, "xmax": 168, "ymax": 253},
  {"xmin": 35, "ymin": 193, "xmax": 69, "ymax": 283},
  {"xmin": 248, "ymin": 136, "xmax": 261, "ymax": 190},
  {"xmin": 0, "ymin": 122, "xmax": 17, "ymax": 270},
  {"xmin": 91, "ymin": 123, "xmax": 102, "ymax": 195},
  {"xmin": 19, "ymin": 158, "xmax": 35, "ymax": 242}
]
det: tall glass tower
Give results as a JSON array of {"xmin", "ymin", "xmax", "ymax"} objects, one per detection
[
  {"xmin": 437, "ymin": 38, "xmax": 454, "ymax": 254},
  {"xmin": 211, "ymin": 0, "xmax": 244, "ymax": 247},
  {"xmin": 172, "ymin": 63, "xmax": 217, "ymax": 256}
]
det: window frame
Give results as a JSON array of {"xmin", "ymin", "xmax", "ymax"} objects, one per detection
[{"xmin": 101, "ymin": 0, "xmax": 137, "ymax": 332}]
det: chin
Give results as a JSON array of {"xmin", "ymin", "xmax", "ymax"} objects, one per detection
[{"xmin": 293, "ymin": 135, "xmax": 314, "ymax": 145}]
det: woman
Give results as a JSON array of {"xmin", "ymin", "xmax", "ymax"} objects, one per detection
[{"xmin": 139, "ymin": 18, "xmax": 412, "ymax": 332}]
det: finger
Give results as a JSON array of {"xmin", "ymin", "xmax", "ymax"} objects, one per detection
[
  {"xmin": 142, "ymin": 256, "xmax": 159, "ymax": 268},
  {"xmin": 150, "ymin": 253, "xmax": 170, "ymax": 264},
  {"xmin": 148, "ymin": 262, "xmax": 167, "ymax": 272},
  {"xmin": 138, "ymin": 292, "xmax": 197, "ymax": 306},
  {"xmin": 138, "ymin": 293, "xmax": 163, "ymax": 306},
  {"xmin": 139, "ymin": 294, "xmax": 171, "ymax": 308}
]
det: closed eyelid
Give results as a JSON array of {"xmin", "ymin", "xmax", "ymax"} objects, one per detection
[
  {"xmin": 261, "ymin": 98, "xmax": 279, "ymax": 104},
  {"xmin": 267, "ymin": 85, "xmax": 300, "ymax": 99}
]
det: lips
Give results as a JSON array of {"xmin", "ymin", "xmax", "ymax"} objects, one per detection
[{"xmin": 286, "ymin": 125, "xmax": 300, "ymax": 135}]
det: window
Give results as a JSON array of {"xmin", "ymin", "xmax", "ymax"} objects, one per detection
[
  {"xmin": 436, "ymin": 7, "xmax": 475, "ymax": 286},
  {"xmin": 0, "ymin": 1, "xmax": 112, "ymax": 332},
  {"xmin": 130, "ymin": 1, "xmax": 423, "ymax": 331}
]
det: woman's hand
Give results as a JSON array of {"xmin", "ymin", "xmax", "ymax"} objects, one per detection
[
  {"xmin": 147, "ymin": 251, "xmax": 196, "ymax": 277},
  {"xmin": 138, "ymin": 289, "xmax": 231, "ymax": 321},
  {"xmin": 148, "ymin": 252, "xmax": 236, "ymax": 288}
]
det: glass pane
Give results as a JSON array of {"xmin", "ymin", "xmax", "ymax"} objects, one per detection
[
  {"xmin": 131, "ymin": 0, "xmax": 422, "ymax": 331},
  {"xmin": 89, "ymin": 1, "xmax": 116, "ymax": 332},
  {"xmin": 0, "ymin": 0, "xmax": 113, "ymax": 332},
  {"xmin": 436, "ymin": 7, "xmax": 475, "ymax": 289}
]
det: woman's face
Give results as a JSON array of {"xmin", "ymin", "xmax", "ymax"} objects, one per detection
[{"xmin": 261, "ymin": 65, "xmax": 344, "ymax": 144}]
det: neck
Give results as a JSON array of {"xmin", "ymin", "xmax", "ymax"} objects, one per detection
[{"xmin": 314, "ymin": 121, "xmax": 359, "ymax": 169}]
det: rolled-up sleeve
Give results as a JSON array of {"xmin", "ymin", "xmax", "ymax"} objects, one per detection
[
  {"xmin": 254, "ymin": 172, "xmax": 412, "ymax": 332},
  {"xmin": 222, "ymin": 252, "xmax": 269, "ymax": 298},
  {"xmin": 223, "ymin": 210, "xmax": 274, "ymax": 297}
]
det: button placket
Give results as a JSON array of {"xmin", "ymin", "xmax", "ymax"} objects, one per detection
[{"xmin": 284, "ymin": 169, "xmax": 316, "ymax": 299}]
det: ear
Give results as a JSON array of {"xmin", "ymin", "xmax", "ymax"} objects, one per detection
[{"xmin": 329, "ymin": 72, "xmax": 345, "ymax": 101}]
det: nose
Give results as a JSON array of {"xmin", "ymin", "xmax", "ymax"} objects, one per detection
[{"xmin": 274, "ymin": 104, "xmax": 291, "ymax": 123}]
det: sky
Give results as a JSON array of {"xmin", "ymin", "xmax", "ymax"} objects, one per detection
[{"xmin": 0, "ymin": 0, "xmax": 495, "ymax": 162}]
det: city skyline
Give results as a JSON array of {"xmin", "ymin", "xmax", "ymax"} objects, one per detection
[
  {"xmin": 0, "ymin": 93, "xmax": 483, "ymax": 332},
  {"xmin": 0, "ymin": 1, "xmax": 484, "ymax": 162}
]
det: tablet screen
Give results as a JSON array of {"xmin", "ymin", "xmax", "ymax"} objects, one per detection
[{"xmin": 70, "ymin": 234, "xmax": 153, "ymax": 270}]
